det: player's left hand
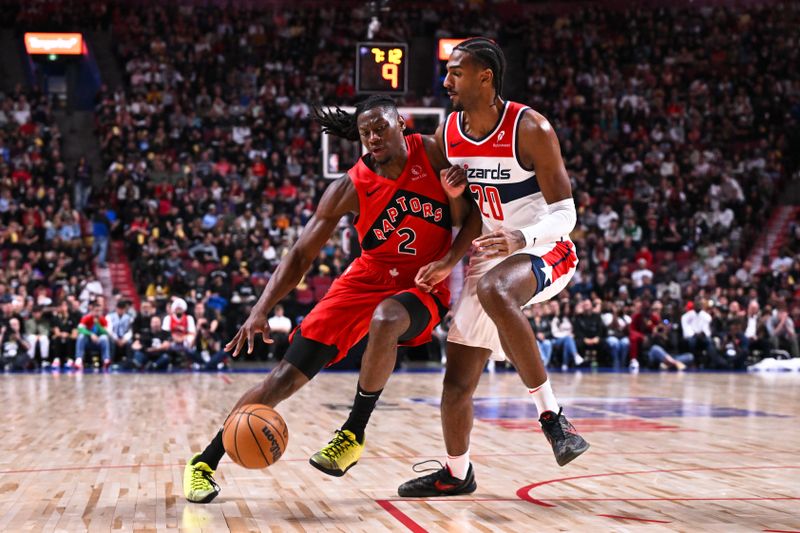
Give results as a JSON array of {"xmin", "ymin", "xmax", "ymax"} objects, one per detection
[
  {"xmin": 415, "ymin": 259, "xmax": 454, "ymax": 292},
  {"xmin": 440, "ymin": 165, "xmax": 467, "ymax": 198},
  {"xmin": 473, "ymin": 229, "xmax": 526, "ymax": 258}
]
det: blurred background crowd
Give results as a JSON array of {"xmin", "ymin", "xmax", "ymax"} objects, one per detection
[{"xmin": 1, "ymin": 0, "xmax": 798, "ymax": 372}]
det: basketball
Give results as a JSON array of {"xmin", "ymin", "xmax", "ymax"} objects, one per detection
[{"xmin": 222, "ymin": 404, "xmax": 289, "ymax": 469}]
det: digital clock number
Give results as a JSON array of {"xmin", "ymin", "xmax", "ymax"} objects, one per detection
[
  {"xmin": 371, "ymin": 47, "xmax": 403, "ymax": 88},
  {"xmin": 357, "ymin": 42, "xmax": 408, "ymax": 94}
]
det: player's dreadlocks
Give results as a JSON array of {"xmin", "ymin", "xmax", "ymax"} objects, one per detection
[
  {"xmin": 313, "ymin": 95, "xmax": 401, "ymax": 142},
  {"xmin": 454, "ymin": 37, "xmax": 506, "ymax": 98}
]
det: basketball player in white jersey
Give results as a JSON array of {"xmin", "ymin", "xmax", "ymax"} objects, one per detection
[{"xmin": 399, "ymin": 37, "xmax": 589, "ymax": 497}]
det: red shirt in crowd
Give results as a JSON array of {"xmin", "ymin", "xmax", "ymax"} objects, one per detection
[
  {"xmin": 631, "ymin": 312, "xmax": 660, "ymax": 335},
  {"xmin": 79, "ymin": 314, "xmax": 109, "ymax": 334},
  {"xmin": 278, "ymin": 182, "xmax": 297, "ymax": 200},
  {"xmin": 252, "ymin": 160, "xmax": 266, "ymax": 177},
  {"xmin": 634, "ymin": 248, "xmax": 654, "ymax": 268}
]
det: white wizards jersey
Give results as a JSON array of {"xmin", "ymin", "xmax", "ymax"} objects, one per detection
[{"xmin": 443, "ymin": 101, "xmax": 548, "ymax": 237}]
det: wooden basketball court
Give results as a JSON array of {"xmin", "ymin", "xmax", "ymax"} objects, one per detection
[{"xmin": 1, "ymin": 370, "xmax": 798, "ymax": 532}]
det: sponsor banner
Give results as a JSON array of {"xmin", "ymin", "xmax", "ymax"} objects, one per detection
[
  {"xmin": 24, "ymin": 33, "xmax": 83, "ymax": 55},
  {"xmin": 438, "ymin": 38, "xmax": 467, "ymax": 61}
]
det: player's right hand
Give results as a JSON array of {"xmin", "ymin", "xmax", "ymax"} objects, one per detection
[
  {"xmin": 440, "ymin": 165, "xmax": 466, "ymax": 198},
  {"xmin": 415, "ymin": 259, "xmax": 453, "ymax": 293},
  {"xmin": 225, "ymin": 310, "xmax": 273, "ymax": 358}
]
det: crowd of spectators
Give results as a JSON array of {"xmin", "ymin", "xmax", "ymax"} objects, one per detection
[
  {"xmin": 0, "ymin": 86, "xmax": 109, "ymax": 370},
  {"xmin": 1, "ymin": 1, "xmax": 799, "ymax": 372},
  {"xmin": 515, "ymin": 2, "xmax": 800, "ymax": 368},
  {"xmin": 89, "ymin": 4, "xmax": 368, "ymax": 349}
]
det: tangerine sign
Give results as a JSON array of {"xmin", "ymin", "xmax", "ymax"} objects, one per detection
[
  {"xmin": 24, "ymin": 33, "xmax": 83, "ymax": 55},
  {"xmin": 438, "ymin": 38, "xmax": 467, "ymax": 61}
]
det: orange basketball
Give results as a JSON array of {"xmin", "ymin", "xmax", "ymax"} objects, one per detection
[{"xmin": 222, "ymin": 404, "xmax": 289, "ymax": 469}]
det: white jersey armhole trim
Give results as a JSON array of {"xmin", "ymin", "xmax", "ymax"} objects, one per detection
[{"xmin": 513, "ymin": 106, "xmax": 536, "ymax": 172}]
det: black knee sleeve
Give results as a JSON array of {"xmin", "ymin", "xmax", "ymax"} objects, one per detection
[
  {"xmin": 389, "ymin": 292, "xmax": 433, "ymax": 343},
  {"xmin": 283, "ymin": 329, "xmax": 339, "ymax": 379}
]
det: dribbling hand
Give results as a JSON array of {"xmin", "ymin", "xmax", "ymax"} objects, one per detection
[
  {"xmin": 473, "ymin": 228, "xmax": 526, "ymax": 258},
  {"xmin": 440, "ymin": 165, "xmax": 467, "ymax": 198},
  {"xmin": 225, "ymin": 310, "xmax": 273, "ymax": 358}
]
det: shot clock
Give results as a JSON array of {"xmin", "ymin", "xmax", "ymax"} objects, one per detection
[{"xmin": 356, "ymin": 42, "xmax": 408, "ymax": 94}]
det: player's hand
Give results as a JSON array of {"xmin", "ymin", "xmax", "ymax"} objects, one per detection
[
  {"xmin": 440, "ymin": 165, "xmax": 467, "ymax": 198},
  {"xmin": 473, "ymin": 229, "xmax": 526, "ymax": 258},
  {"xmin": 415, "ymin": 259, "xmax": 454, "ymax": 293},
  {"xmin": 225, "ymin": 309, "xmax": 273, "ymax": 358}
]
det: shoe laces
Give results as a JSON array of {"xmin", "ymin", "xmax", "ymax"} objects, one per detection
[
  {"xmin": 321, "ymin": 430, "xmax": 356, "ymax": 459},
  {"xmin": 541, "ymin": 407, "xmax": 565, "ymax": 436},
  {"xmin": 409, "ymin": 459, "xmax": 453, "ymax": 484},
  {"xmin": 411, "ymin": 459, "xmax": 446, "ymax": 474},
  {"xmin": 191, "ymin": 465, "xmax": 219, "ymax": 492}
]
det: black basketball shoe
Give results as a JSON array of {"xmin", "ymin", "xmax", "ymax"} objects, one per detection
[
  {"xmin": 397, "ymin": 461, "xmax": 477, "ymax": 497},
  {"xmin": 539, "ymin": 407, "xmax": 590, "ymax": 466}
]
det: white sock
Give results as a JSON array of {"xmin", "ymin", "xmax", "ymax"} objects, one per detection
[
  {"xmin": 446, "ymin": 450, "xmax": 470, "ymax": 480},
  {"xmin": 528, "ymin": 379, "xmax": 560, "ymax": 415}
]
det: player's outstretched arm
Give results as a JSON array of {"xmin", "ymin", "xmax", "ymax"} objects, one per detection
[
  {"xmin": 225, "ymin": 176, "xmax": 358, "ymax": 356},
  {"xmin": 473, "ymin": 110, "xmax": 576, "ymax": 257}
]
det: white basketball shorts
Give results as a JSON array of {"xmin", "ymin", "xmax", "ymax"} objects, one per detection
[{"xmin": 447, "ymin": 238, "xmax": 578, "ymax": 360}]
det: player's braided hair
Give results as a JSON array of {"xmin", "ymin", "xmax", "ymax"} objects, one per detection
[
  {"xmin": 454, "ymin": 37, "xmax": 506, "ymax": 98},
  {"xmin": 313, "ymin": 95, "xmax": 401, "ymax": 142}
]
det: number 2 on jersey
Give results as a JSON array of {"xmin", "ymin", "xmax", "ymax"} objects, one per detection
[
  {"xmin": 469, "ymin": 184, "xmax": 504, "ymax": 220},
  {"xmin": 397, "ymin": 228, "xmax": 417, "ymax": 255}
]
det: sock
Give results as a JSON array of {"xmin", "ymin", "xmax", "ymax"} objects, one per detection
[
  {"xmin": 528, "ymin": 379, "xmax": 560, "ymax": 416},
  {"xmin": 341, "ymin": 383, "xmax": 382, "ymax": 443},
  {"xmin": 446, "ymin": 450, "xmax": 470, "ymax": 480},
  {"xmin": 195, "ymin": 429, "xmax": 225, "ymax": 470}
]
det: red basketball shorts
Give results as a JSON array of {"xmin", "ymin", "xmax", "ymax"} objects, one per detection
[{"xmin": 291, "ymin": 261, "xmax": 450, "ymax": 365}]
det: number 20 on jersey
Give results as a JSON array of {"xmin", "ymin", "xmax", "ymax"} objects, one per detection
[{"xmin": 469, "ymin": 184, "xmax": 504, "ymax": 220}]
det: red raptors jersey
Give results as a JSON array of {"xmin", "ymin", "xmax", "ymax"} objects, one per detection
[{"xmin": 348, "ymin": 133, "xmax": 452, "ymax": 284}]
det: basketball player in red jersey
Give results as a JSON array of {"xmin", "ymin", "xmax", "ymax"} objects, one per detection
[
  {"xmin": 399, "ymin": 38, "xmax": 589, "ymax": 497},
  {"xmin": 183, "ymin": 95, "xmax": 480, "ymax": 503}
]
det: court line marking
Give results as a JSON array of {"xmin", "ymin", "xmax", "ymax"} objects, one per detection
[
  {"xmin": 376, "ymin": 500, "xmax": 427, "ymax": 533},
  {"xmin": 516, "ymin": 464, "xmax": 800, "ymax": 507},
  {"xmin": 3, "ymin": 457, "xmax": 796, "ymax": 530},
  {"xmin": 2, "ymin": 452, "xmax": 798, "ymax": 475},
  {"xmin": 379, "ymin": 496, "xmax": 800, "ymax": 503},
  {"xmin": 377, "ymin": 465, "xmax": 800, "ymax": 532},
  {"xmin": 545, "ymin": 497, "xmax": 800, "ymax": 502}
]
